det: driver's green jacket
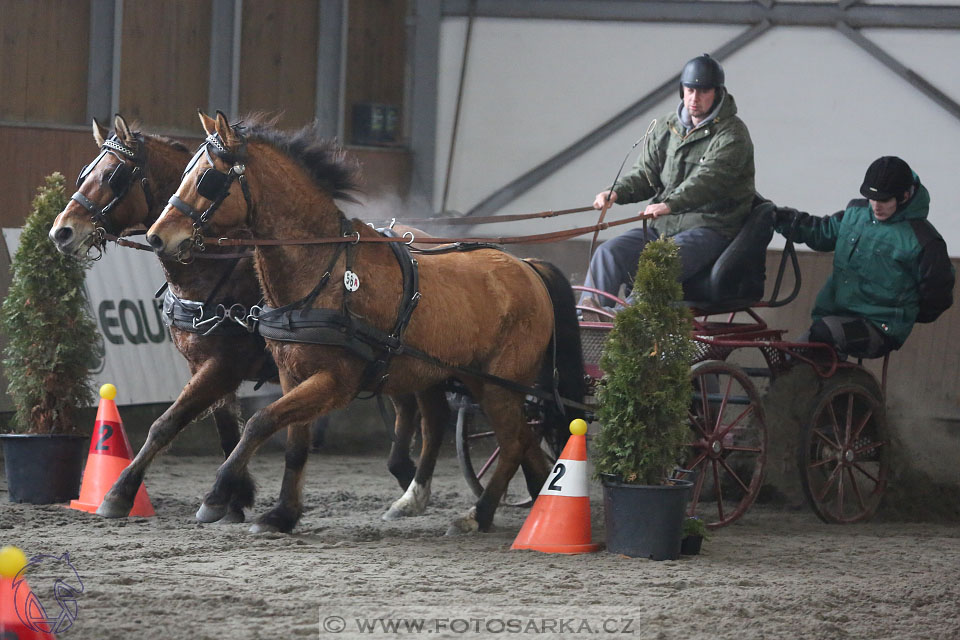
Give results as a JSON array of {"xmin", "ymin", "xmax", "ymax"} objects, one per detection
[
  {"xmin": 612, "ymin": 92, "xmax": 755, "ymax": 240},
  {"xmin": 776, "ymin": 179, "xmax": 954, "ymax": 348}
]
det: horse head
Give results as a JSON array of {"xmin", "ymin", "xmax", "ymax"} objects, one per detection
[
  {"xmin": 49, "ymin": 114, "xmax": 154, "ymax": 258},
  {"xmin": 146, "ymin": 111, "xmax": 254, "ymax": 262}
]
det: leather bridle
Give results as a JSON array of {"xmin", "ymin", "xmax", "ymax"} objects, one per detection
[
  {"xmin": 166, "ymin": 131, "xmax": 253, "ymax": 258},
  {"xmin": 71, "ymin": 134, "xmax": 154, "ymax": 252}
]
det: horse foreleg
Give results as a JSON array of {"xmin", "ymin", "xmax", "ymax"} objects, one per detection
[
  {"xmin": 249, "ymin": 422, "xmax": 311, "ymax": 534},
  {"xmin": 211, "ymin": 393, "xmax": 250, "ymax": 523},
  {"xmin": 97, "ymin": 360, "xmax": 244, "ymax": 519},
  {"xmin": 447, "ymin": 388, "xmax": 532, "ymax": 535},
  {"xmin": 383, "ymin": 385, "xmax": 449, "ymax": 520},
  {"xmin": 197, "ymin": 369, "xmax": 352, "ymax": 531},
  {"xmin": 386, "ymin": 394, "xmax": 419, "ymax": 490}
]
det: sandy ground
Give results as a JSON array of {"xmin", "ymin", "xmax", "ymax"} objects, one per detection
[{"xmin": 2, "ymin": 438, "xmax": 960, "ymax": 640}]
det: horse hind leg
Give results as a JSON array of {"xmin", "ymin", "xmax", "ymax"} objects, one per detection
[
  {"xmin": 447, "ymin": 387, "xmax": 532, "ymax": 535},
  {"xmin": 383, "ymin": 385, "xmax": 450, "ymax": 520},
  {"xmin": 386, "ymin": 393, "xmax": 419, "ymax": 490}
]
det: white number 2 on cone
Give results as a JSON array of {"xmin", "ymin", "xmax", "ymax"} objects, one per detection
[{"xmin": 542, "ymin": 460, "xmax": 588, "ymax": 497}]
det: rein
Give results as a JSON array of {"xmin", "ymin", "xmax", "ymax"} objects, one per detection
[
  {"xmin": 205, "ymin": 211, "xmax": 655, "ymax": 249},
  {"xmin": 386, "ymin": 205, "xmax": 594, "ymax": 226}
]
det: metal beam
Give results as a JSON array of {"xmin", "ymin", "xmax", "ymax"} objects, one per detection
[
  {"xmin": 836, "ymin": 22, "xmax": 960, "ymax": 124},
  {"xmin": 208, "ymin": 0, "xmax": 242, "ymax": 118},
  {"xmin": 86, "ymin": 0, "xmax": 118, "ymax": 123},
  {"xmin": 464, "ymin": 20, "xmax": 772, "ymax": 219},
  {"xmin": 442, "ymin": 1, "xmax": 960, "ymax": 30},
  {"xmin": 316, "ymin": 0, "xmax": 347, "ymax": 138},
  {"xmin": 409, "ymin": 0, "xmax": 442, "ymax": 207}
]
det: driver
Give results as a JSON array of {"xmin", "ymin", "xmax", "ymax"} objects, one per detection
[{"xmin": 580, "ymin": 53, "xmax": 756, "ymax": 317}]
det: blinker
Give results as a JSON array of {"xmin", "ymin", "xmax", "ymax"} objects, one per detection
[
  {"xmin": 197, "ymin": 168, "xmax": 229, "ymax": 201},
  {"xmin": 108, "ymin": 163, "xmax": 132, "ymax": 194}
]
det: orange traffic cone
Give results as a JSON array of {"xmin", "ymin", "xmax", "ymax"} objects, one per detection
[
  {"xmin": 0, "ymin": 546, "xmax": 55, "ymax": 639},
  {"xmin": 69, "ymin": 384, "xmax": 154, "ymax": 517},
  {"xmin": 512, "ymin": 419, "xmax": 602, "ymax": 554}
]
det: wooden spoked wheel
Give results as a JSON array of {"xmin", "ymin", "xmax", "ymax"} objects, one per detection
[
  {"xmin": 455, "ymin": 403, "xmax": 557, "ymax": 508},
  {"xmin": 685, "ymin": 360, "xmax": 768, "ymax": 529},
  {"xmin": 799, "ymin": 381, "xmax": 888, "ymax": 524}
]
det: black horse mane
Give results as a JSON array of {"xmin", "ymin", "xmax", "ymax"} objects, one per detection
[{"xmin": 239, "ymin": 114, "xmax": 361, "ymax": 203}]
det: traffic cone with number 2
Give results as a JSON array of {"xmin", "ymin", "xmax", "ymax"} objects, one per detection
[
  {"xmin": 511, "ymin": 419, "xmax": 601, "ymax": 554},
  {"xmin": 69, "ymin": 384, "xmax": 154, "ymax": 517}
]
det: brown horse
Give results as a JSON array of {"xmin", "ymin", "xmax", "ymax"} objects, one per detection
[
  {"xmin": 145, "ymin": 111, "xmax": 587, "ymax": 534},
  {"xmin": 49, "ymin": 115, "xmax": 433, "ymax": 523}
]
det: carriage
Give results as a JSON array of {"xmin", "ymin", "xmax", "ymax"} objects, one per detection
[{"xmin": 456, "ymin": 197, "xmax": 890, "ymax": 529}]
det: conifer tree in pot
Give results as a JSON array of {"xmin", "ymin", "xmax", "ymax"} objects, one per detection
[
  {"xmin": 0, "ymin": 173, "xmax": 100, "ymax": 503},
  {"xmin": 592, "ymin": 239, "xmax": 696, "ymax": 559}
]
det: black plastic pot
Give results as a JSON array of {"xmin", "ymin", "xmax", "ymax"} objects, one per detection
[
  {"xmin": 601, "ymin": 477, "xmax": 692, "ymax": 560},
  {"xmin": 1, "ymin": 433, "xmax": 88, "ymax": 504},
  {"xmin": 680, "ymin": 534, "xmax": 703, "ymax": 556}
]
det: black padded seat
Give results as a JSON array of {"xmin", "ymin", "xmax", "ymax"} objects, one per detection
[{"xmin": 681, "ymin": 195, "xmax": 776, "ymax": 313}]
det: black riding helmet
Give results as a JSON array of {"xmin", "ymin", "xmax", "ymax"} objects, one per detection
[
  {"xmin": 679, "ymin": 54, "xmax": 725, "ymax": 98},
  {"xmin": 860, "ymin": 156, "xmax": 915, "ymax": 201}
]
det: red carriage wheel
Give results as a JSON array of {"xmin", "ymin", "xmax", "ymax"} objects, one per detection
[
  {"xmin": 799, "ymin": 381, "xmax": 888, "ymax": 524},
  {"xmin": 455, "ymin": 403, "xmax": 557, "ymax": 508},
  {"xmin": 684, "ymin": 360, "xmax": 767, "ymax": 529}
]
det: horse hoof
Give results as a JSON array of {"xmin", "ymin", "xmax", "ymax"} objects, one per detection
[
  {"xmin": 248, "ymin": 522, "xmax": 280, "ymax": 534},
  {"xmin": 382, "ymin": 507, "xmax": 404, "ymax": 521},
  {"xmin": 445, "ymin": 509, "xmax": 480, "ymax": 536},
  {"xmin": 216, "ymin": 508, "xmax": 246, "ymax": 524},
  {"xmin": 196, "ymin": 502, "xmax": 228, "ymax": 523},
  {"xmin": 95, "ymin": 498, "xmax": 133, "ymax": 519}
]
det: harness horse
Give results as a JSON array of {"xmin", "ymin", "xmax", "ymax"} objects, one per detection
[
  {"xmin": 49, "ymin": 116, "xmax": 439, "ymax": 525},
  {"xmin": 145, "ymin": 111, "xmax": 586, "ymax": 534}
]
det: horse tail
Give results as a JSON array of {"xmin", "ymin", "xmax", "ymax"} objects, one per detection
[{"xmin": 525, "ymin": 259, "xmax": 588, "ymax": 454}]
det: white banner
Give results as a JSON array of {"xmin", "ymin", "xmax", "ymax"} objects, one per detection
[{"xmin": 3, "ymin": 229, "xmax": 279, "ymax": 406}]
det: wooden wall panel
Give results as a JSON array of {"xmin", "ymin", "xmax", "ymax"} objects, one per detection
[
  {"xmin": 0, "ymin": 127, "xmax": 98, "ymax": 229},
  {"xmin": 239, "ymin": 0, "xmax": 319, "ymax": 129},
  {"xmin": 119, "ymin": 0, "xmax": 211, "ymax": 134},
  {"xmin": 0, "ymin": 0, "xmax": 89, "ymax": 124},
  {"xmin": 344, "ymin": 0, "xmax": 407, "ymax": 145}
]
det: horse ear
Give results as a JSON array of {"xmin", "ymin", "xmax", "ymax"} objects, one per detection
[
  {"xmin": 214, "ymin": 110, "xmax": 237, "ymax": 147},
  {"xmin": 199, "ymin": 110, "xmax": 217, "ymax": 136},
  {"xmin": 92, "ymin": 118, "xmax": 107, "ymax": 146},
  {"xmin": 114, "ymin": 114, "xmax": 134, "ymax": 145}
]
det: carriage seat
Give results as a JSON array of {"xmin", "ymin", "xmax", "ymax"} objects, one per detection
[{"xmin": 681, "ymin": 195, "xmax": 776, "ymax": 313}]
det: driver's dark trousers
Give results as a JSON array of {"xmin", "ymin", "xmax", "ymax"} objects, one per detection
[{"xmin": 579, "ymin": 226, "xmax": 729, "ymax": 307}]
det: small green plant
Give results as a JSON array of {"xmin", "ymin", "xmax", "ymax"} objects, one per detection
[
  {"xmin": 593, "ymin": 239, "xmax": 695, "ymax": 485},
  {"xmin": 1, "ymin": 173, "xmax": 99, "ymax": 434},
  {"xmin": 682, "ymin": 516, "xmax": 708, "ymax": 539}
]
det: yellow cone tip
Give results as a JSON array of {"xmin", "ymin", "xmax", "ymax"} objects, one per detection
[
  {"xmin": 0, "ymin": 545, "xmax": 28, "ymax": 579},
  {"xmin": 569, "ymin": 418, "xmax": 588, "ymax": 436},
  {"xmin": 100, "ymin": 383, "xmax": 117, "ymax": 400}
]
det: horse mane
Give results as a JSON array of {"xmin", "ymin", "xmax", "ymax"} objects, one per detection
[
  {"xmin": 239, "ymin": 113, "xmax": 361, "ymax": 203},
  {"xmin": 148, "ymin": 133, "xmax": 189, "ymax": 154}
]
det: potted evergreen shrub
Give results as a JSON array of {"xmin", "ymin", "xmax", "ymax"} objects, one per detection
[
  {"xmin": 680, "ymin": 516, "xmax": 708, "ymax": 555},
  {"xmin": 0, "ymin": 173, "xmax": 100, "ymax": 503},
  {"xmin": 593, "ymin": 238, "xmax": 696, "ymax": 560}
]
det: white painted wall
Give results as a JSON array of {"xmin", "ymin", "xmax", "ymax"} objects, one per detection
[{"xmin": 434, "ymin": 16, "xmax": 960, "ymax": 254}]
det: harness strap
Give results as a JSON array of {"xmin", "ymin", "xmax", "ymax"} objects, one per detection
[{"xmin": 161, "ymin": 289, "xmax": 252, "ymax": 336}]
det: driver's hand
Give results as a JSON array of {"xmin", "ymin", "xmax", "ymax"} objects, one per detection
[
  {"xmin": 643, "ymin": 202, "xmax": 671, "ymax": 218},
  {"xmin": 594, "ymin": 191, "xmax": 617, "ymax": 210}
]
